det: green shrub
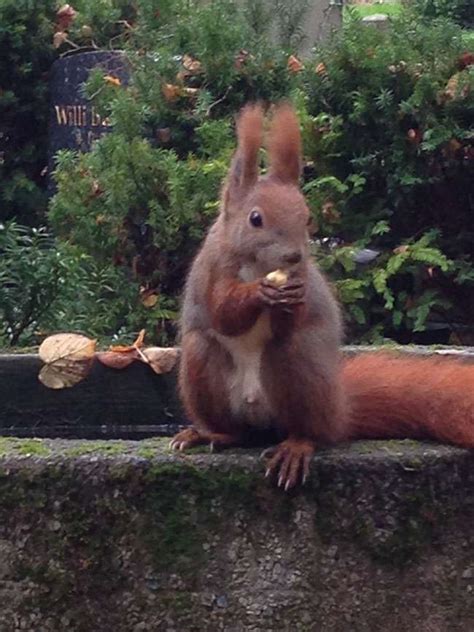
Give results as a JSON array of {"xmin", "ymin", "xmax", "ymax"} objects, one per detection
[
  {"xmin": 0, "ymin": 221, "xmax": 171, "ymax": 347},
  {"xmin": 300, "ymin": 14, "xmax": 474, "ymax": 342},
  {"xmin": 409, "ymin": 0, "xmax": 474, "ymax": 28},
  {"xmin": 0, "ymin": 221, "xmax": 73, "ymax": 345},
  {"xmin": 0, "ymin": 0, "xmax": 57, "ymax": 223}
]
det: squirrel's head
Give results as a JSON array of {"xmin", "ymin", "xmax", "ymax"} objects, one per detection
[{"xmin": 221, "ymin": 103, "xmax": 310, "ymax": 279}]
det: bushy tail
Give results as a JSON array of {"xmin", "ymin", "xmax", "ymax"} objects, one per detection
[{"xmin": 342, "ymin": 352, "xmax": 474, "ymax": 448}]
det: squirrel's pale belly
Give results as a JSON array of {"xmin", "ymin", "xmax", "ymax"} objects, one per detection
[{"xmin": 213, "ymin": 312, "xmax": 275, "ymax": 425}]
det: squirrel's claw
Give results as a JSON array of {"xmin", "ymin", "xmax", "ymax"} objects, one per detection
[
  {"xmin": 169, "ymin": 427, "xmax": 205, "ymax": 452},
  {"xmin": 261, "ymin": 439, "xmax": 314, "ymax": 491}
]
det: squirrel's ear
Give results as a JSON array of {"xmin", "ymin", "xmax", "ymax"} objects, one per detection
[
  {"xmin": 223, "ymin": 104, "xmax": 263, "ymax": 208},
  {"xmin": 267, "ymin": 103, "xmax": 302, "ymax": 186}
]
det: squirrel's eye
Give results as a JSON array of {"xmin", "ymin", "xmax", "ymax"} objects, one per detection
[{"xmin": 249, "ymin": 210, "xmax": 263, "ymax": 228}]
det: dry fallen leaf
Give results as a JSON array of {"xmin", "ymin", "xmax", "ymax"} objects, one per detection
[
  {"xmin": 96, "ymin": 344, "xmax": 179, "ymax": 374},
  {"xmin": 235, "ymin": 49, "xmax": 252, "ymax": 70},
  {"xmin": 53, "ymin": 31, "xmax": 68, "ymax": 49},
  {"xmin": 80, "ymin": 25, "xmax": 93, "ymax": 38},
  {"xmin": 321, "ymin": 200, "xmax": 341, "ymax": 224},
  {"xmin": 287, "ymin": 55, "xmax": 304, "ymax": 73},
  {"xmin": 182, "ymin": 54, "xmax": 202, "ymax": 73},
  {"xmin": 182, "ymin": 87, "xmax": 199, "ymax": 98},
  {"xmin": 315, "ymin": 62, "xmax": 327, "ymax": 76},
  {"xmin": 140, "ymin": 289, "xmax": 159, "ymax": 308},
  {"xmin": 162, "ymin": 83, "xmax": 181, "ymax": 102},
  {"xmin": 104, "ymin": 75, "xmax": 121, "ymax": 87},
  {"xmin": 38, "ymin": 333, "xmax": 96, "ymax": 389},
  {"xmin": 142, "ymin": 347, "xmax": 180, "ymax": 374},
  {"xmin": 56, "ymin": 4, "xmax": 77, "ymax": 30},
  {"xmin": 109, "ymin": 329, "xmax": 145, "ymax": 353},
  {"xmin": 156, "ymin": 127, "xmax": 171, "ymax": 144},
  {"xmin": 393, "ymin": 245, "xmax": 410, "ymax": 255},
  {"xmin": 95, "ymin": 351, "xmax": 138, "ymax": 370}
]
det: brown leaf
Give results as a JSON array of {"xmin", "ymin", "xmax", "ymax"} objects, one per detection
[
  {"xmin": 53, "ymin": 31, "xmax": 68, "ymax": 49},
  {"xmin": 182, "ymin": 54, "xmax": 202, "ymax": 73},
  {"xmin": 109, "ymin": 329, "xmax": 146, "ymax": 353},
  {"xmin": 287, "ymin": 55, "xmax": 304, "ymax": 73},
  {"xmin": 90, "ymin": 179, "xmax": 103, "ymax": 197},
  {"xmin": 142, "ymin": 347, "xmax": 180, "ymax": 374},
  {"xmin": 104, "ymin": 75, "xmax": 121, "ymax": 87},
  {"xmin": 96, "ymin": 351, "xmax": 138, "ymax": 369},
  {"xmin": 156, "ymin": 128, "xmax": 171, "ymax": 144},
  {"xmin": 458, "ymin": 52, "xmax": 474, "ymax": 71},
  {"xmin": 407, "ymin": 129, "xmax": 421, "ymax": 145},
  {"xmin": 162, "ymin": 83, "xmax": 181, "ymax": 102},
  {"xmin": 442, "ymin": 72, "xmax": 470, "ymax": 102},
  {"xmin": 235, "ymin": 49, "xmax": 252, "ymax": 70},
  {"xmin": 393, "ymin": 245, "xmax": 410, "ymax": 255},
  {"xmin": 315, "ymin": 62, "xmax": 327, "ymax": 76},
  {"xmin": 182, "ymin": 87, "xmax": 199, "ymax": 98},
  {"xmin": 140, "ymin": 288, "xmax": 159, "ymax": 308},
  {"xmin": 56, "ymin": 4, "xmax": 77, "ymax": 30},
  {"xmin": 321, "ymin": 201, "xmax": 340, "ymax": 224},
  {"xmin": 80, "ymin": 25, "xmax": 93, "ymax": 38},
  {"xmin": 38, "ymin": 333, "xmax": 96, "ymax": 389}
]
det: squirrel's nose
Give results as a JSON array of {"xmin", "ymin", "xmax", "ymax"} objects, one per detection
[{"xmin": 283, "ymin": 251, "xmax": 302, "ymax": 265}]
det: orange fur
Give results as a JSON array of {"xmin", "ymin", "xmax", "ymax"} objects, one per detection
[
  {"xmin": 267, "ymin": 103, "xmax": 302, "ymax": 185},
  {"xmin": 230, "ymin": 103, "xmax": 264, "ymax": 191},
  {"xmin": 342, "ymin": 352, "xmax": 474, "ymax": 448}
]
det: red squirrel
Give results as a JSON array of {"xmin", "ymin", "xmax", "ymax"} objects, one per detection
[{"xmin": 170, "ymin": 103, "xmax": 474, "ymax": 490}]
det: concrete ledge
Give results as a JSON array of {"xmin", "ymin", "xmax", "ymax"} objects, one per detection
[{"xmin": 0, "ymin": 438, "xmax": 472, "ymax": 631}]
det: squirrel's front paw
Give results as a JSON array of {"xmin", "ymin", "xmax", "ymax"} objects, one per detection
[
  {"xmin": 258, "ymin": 278, "xmax": 305, "ymax": 309},
  {"xmin": 262, "ymin": 438, "xmax": 314, "ymax": 491},
  {"xmin": 170, "ymin": 428, "xmax": 240, "ymax": 452}
]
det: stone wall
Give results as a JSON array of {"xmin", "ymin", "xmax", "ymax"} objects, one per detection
[{"xmin": 0, "ymin": 438, "xmax": 471, "ymax": 631}]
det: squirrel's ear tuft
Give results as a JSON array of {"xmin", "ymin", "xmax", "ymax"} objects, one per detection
[
  {"xmin": 223, "ymin": 103, "xmax": 263, "ymax": 208},
  {"xmin": 267, "ymin": 102, "xmax": 302, "ymax": 186}
]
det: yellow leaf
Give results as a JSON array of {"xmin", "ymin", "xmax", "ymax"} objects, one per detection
[
  {"xmin": 104, "ymin": 75, "xmax": 121, "ymax": 87},
  {"xmin": 39, "ymin": 361, "xmax": 91, "ymax": 389},
  {"xmin": 39, "ymin": 333, "xmax": 96, "ymax": 364},
  {"xmin": 141, "ymin": 292, "xmax": 159, "ymax": 308},
  {"xmin": 38, "ymin": 333, "xmax": 96, "ymax": 389}
]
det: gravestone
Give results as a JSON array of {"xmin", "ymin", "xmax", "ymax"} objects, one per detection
[
  {"xmin": 237, "ymin": 0, "xmax": 343, "ymax": 57},
  {"xmin": 48, "ymin": 50, "xmax": 129, "ymax": 182},
  {"xmin": 297, "ymin": 0, "xmax": 343, "ymax": 55}
]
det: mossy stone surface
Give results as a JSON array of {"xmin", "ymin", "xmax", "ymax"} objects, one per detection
[{"xmin": 0, "ymin": 439, "xmax": 471, "ymax": 631}]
